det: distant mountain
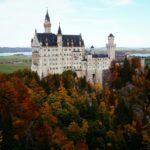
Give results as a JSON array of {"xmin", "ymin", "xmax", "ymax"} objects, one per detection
[{"xmin": 0, "ymin": 47, "xmax": 31, "ymax": 53}]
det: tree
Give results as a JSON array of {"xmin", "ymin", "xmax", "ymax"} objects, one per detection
[{"xmin": 121, "ymin": 57, "xmax": 134, "ymax": 85}]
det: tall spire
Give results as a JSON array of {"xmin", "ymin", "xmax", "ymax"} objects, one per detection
[
  {"xmin": 44, "ymin": 10, "xmax": 51, "ymax": 33},
  {"xmin": 57, "ymin": 23, "xmax": 62, "ymax": 46},
  {"xmin": 57, "ymin": 23, "xmax": 62, "ymax": 35},
  {"xmin": 45, "ymin": 10, "xmax": 50, "ymax": 21}
]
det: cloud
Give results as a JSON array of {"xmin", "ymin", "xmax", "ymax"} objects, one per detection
[
  {"xmin": 80, "ymin": 0, "xmax": 134, "ymax": 13},
  {"xmin": 0, "ymin": 0, "xmax": 149, "ymax": 47},
  {"xmin": 72, "ymin": 18, "xmax": 116, "ymax": 26},
  {"xmin": 82, "ymin": 6, "xmax": 107, "ymax": 12},
  {"xmin": 0, "ymin": 0, "xmax": 72, "ymax": 46},
  {"xmin": 102, "ymin": 0, "xmax": 133, "ymax": 7}
]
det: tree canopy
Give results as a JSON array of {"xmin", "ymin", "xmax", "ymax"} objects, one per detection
[{"xmin": 0, "ymin": 58, "xmax": 150, "ymax": 150}]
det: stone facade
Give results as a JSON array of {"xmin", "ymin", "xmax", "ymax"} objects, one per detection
[{"xmin": 31, "ymin": 11, "xmax": 116, "ymax": 84}]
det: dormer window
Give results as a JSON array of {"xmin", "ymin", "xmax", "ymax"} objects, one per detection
[
  {"xmin": 71, "ymin": 40, "xmax": 74, "ymax": 46},
  {"xmin": 67, "ymin": 39, "xmax": 69, "ymax": 46}
]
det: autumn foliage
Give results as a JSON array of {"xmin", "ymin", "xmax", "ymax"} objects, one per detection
[{"xmin": 0, "ymin": 57, "xmax": 150, "ymax": 150}]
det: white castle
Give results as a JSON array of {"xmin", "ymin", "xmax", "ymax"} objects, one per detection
[{"xmin": 31, "ymin": 11, "xmax": 116, "ymax": 84}]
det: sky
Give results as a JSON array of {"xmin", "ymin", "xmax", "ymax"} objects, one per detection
[{"xmin": 0, "ymin": 0, "xmax": 150, "ymax": 47}]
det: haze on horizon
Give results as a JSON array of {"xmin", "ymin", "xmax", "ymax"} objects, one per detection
[{"xmin": 0, "ymin": 0, "xmax": 150, "ymax": 48}]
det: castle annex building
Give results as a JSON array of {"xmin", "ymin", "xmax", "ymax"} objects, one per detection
[{"xmin": 31, "ymin": 11, "xmax": 116, "ymax": 84}]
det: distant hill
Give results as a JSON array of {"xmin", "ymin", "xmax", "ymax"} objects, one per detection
[
  {"xmin": 86, "ymin": 47, "xmax": 150, "ymax": 51},
  {"xmin": 1, "ymin": 47, "xmax": 150, "ymax": 54},
  {"xmin": 86, "ymin": 47, "xmax": 150, "ymax": 54},
  {"xmin": 0, "ymin": 47, "xmax": 31, "ymax": 53}
]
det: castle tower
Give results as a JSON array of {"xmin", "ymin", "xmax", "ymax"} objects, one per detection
[
  {"xmin": 44, "ymin": 10, "xmax": 51, "ymax": 33},
  {"xmin": 90, "ymin": 45, "xmax": 95, "ymax": 55},
  {"xmin": 106, "ymin": 33, "xmax": 116, "ymax": 60},
  {"xmin": 57, "ymin": 24, "xmax": 62, "ymax": 47}
]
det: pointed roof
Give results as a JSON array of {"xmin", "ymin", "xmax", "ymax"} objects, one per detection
[
  {"xmin": 108, "ymin": 33, "xmax": 114, "ymax": 37},
  {"xmin": 91, "ymin": 45, "xmax": 94, "ymax": 49},
  {"xmin": 45, "ymin": 10, "xmax": 50, "ymax": 21},
  {"xmin": 57, "ymin": 24, "xmax": 62, "ymax": 35},
  {"xmin": 35, "ymin": 29, "xmax": 37, "ymax": 34}
]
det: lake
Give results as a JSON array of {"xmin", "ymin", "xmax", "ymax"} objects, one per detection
[
  {"xmin": 0, "ymin": 52, "xmax": 32, "ymax": 56},
  {"xmin": 129, "ymin": 53, "xmax": 150, "ymax": 57}
]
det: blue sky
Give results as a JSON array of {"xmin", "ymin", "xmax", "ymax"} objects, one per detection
[{"xmin": 0, "ymin": 0, "xmax": 150, "ymax": 47}]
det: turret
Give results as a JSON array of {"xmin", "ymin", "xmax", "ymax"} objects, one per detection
[
  {"xmin": 44, "ymin": 10, "xmax": 51, "ymax": 33},
  {"xmin": 106, "ymin": 33, "xmax": 116, "ymax": 60},
  {"xmin": 57, "ymin": 24, "xmax": 62, "ymax": 47},
  {"xmin": 31, "ymin": 29, "xmax": 40, "ymax": 47},
  {"xmin": 90, "ymin": 45, "xmax": 95, "ymax": 55}
]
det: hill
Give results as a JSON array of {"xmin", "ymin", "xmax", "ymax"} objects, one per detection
[{"xmin": 0, "ymin": 47, "xmax": 31, "ymax": 53}]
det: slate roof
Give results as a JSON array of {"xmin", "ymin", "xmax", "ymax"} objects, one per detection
[
  {"xmin": 37, "ymin": 33, "xmax": 57, "ymax": 46},
  {"xmin": 63, "ymin": 35, "xmax": 84, "ymax": 47},
  {"xmin": 93, "ymin": 54, "xmax": 108, "ymax": 58},
  {"xmin": 36, "ymin": 33, "xmax": 84, "ymax": 47}
]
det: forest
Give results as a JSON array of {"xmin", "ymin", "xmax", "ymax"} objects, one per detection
[{"xmin": 0, "ymin": 57, "xmax": 150, "ymax": 150}]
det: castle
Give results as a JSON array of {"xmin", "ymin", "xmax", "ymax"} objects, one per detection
[{"xmin": 31, "ymin": 11, "xmax": 116, "ymax": 84}]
